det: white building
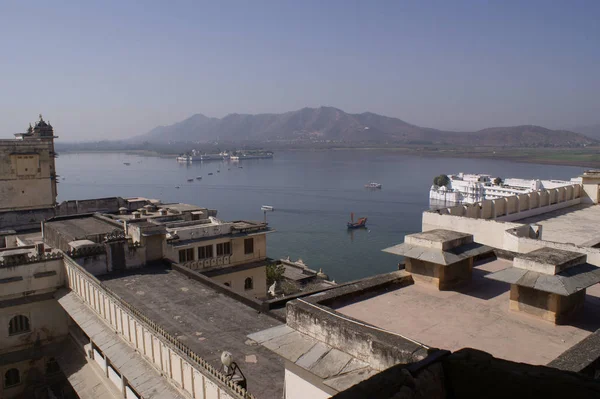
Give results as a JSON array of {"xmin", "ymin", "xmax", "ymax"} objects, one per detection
[{"xmin": 430, "ymin": 172, "xmax": 580, "ymax": 204}]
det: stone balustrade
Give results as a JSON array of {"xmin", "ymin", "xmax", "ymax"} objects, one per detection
[{"xmin": 63, "ymin": 255, "xmax": 255, "ymax": 399}]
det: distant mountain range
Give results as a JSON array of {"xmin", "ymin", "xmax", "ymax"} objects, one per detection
[{"xmin": 135, "ymin": 107, "xmax": 597, "ymax": 147}]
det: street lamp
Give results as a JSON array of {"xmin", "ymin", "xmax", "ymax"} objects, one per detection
[{"xmin": 221, "ymin": 351, "xmax": 247, "ymax": 389}]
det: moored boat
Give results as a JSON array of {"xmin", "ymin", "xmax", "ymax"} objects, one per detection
[{"xmin": 365, "ymin": 182, "xmax": 382, "ymax": 189}]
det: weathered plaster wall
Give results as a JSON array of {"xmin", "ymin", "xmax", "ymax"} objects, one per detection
[
  {"xmin": 0, "ymin": 139, "xmax": 56, "ymax": 211},
  {"xmin": 0, "ymin": 258, "xmax": 64, "ymax": 300},
  {"xmin": 210, "ymin": 265, "xmax": 267, "ymax": 298},
  {"xmin": 285, "ymin": 367, "xmax": 332, "ymax": 399},
  {"xmin": 0, "ymin": 299, "xmax": 69, "ymax": 354}
]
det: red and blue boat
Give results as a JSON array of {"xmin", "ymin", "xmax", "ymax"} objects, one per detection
[{"xmin": 347, "ymin": 212, "xmax": 367, "ymax": 229}]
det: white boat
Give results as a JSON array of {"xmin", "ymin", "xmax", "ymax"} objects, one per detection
[{"xmin": 365, "ymin": 182, "xmax": 382, "ymax": 189}]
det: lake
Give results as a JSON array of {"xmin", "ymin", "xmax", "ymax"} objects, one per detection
[{"xmin": 56, "ymin": 151, "xmax": 585, "ymax": 282}]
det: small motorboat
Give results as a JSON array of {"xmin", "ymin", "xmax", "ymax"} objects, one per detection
[
  {"xmin": 175, "ymin": 186, "xmax": 180, "ymax": 189},
  {"xmin": 208, "ymin": 172, "xmax": 213, "ymax": 175},
  {"xmin": 365, "ymin": 182, "xmax": 382, "ymax": 189},
  {"xmin": 196, "ymin": 176, "xmax": 202, "ymax": 180},
  {"xmin": 123, "ymin": 162, "xmax": 131, "ymax": 166},
  {"xmin": 347, "ymin": 212, "xmax": 367, "ymax": 229},
  {"xmin": 217, "ymin": 170, "xmax": 220, "ymax": 173},
  {"xmin": 187, "ymin": 178, "xmax": 194, "ymax": 182}
]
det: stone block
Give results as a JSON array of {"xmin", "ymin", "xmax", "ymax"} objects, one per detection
[
  {"xmin": 514, "ymin": 248, "xmax": 586, "ymax": 275},
  {"xmin": 509, "ymin": 284, "xmax": 586, "ymax": 324},
  {"xmin": 405, "ymin": 229, "xmax": 473, "ymax": 251}
]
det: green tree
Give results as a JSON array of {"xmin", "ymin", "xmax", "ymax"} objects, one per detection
[
  {"xmin": 266, "ymin": 263, "xmax": 285, "ymax": 286},
  {"xmin": 433, "ymin": 174, "xmax": 450, "ymax": 187},
  {"xmin": 494, "ymin": 177, "xmax": 503, "ymax": 186}
]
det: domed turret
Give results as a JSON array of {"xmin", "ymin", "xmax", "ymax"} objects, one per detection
[{"xmin": 32, "ymin": 114, "xmax": 54, "ymax": 138}]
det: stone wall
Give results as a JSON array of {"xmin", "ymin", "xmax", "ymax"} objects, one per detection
[{"xmin": 0, "ymin": 139, "xmax": 57, "ymax": 211}]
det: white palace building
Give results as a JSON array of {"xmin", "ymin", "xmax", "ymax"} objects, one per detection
[{"xmin": 430, "ymin": 172, "xmax": 580, "ymax": 204}]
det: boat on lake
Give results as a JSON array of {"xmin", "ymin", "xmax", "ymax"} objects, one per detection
[
  {"xmin": 123, "ymin": 162, "xmax": 131, "ymax": 166},
  {"xmin": 196, "ymin": 176, "xmax": 202, "ymax": 180},
  {"xmin": 347, "ymin": 212, "xmax": 367, "ymax": 229},
  {"xmin": 187, "ymin": 178, "xmax": 194, "ymax": 182},
  {"xmin": 365, "ymin": 182, "xmax": 382, "ymax": 189},
  {"xmin": 208, "ymin": 172, "xmax": 213, "ymax": 175}
]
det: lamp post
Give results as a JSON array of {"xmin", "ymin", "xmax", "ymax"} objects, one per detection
[{"xmin": 221, "ymin": 351, "xmax": 247, "ymax": 389}]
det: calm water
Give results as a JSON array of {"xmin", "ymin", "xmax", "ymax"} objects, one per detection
[{"xmin": 56, "ymin": 151, "xmax": 584, "ymax": 282}]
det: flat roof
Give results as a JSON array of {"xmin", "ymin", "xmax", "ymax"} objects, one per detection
[
  {"xmin": 336, "ymin": 258, "xmax": 600, "ymax": 365},
  {"xmin": 516, "ymin": 204, "xmax": 600, "ymax": 247},
  {"xmin": 45, "ymin": 216, "xmax": 119, "ymax": 241},
  {"xmin": 99, "ymin": 265, "xmax": 284, "ymax": 399}
]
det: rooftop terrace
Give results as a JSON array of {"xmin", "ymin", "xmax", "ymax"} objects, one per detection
[
  {"xmin": 337, "ymin": 258, "xmax": 600, "ymax": 365},
  {"xmin": 99, "ymin": 265, "xmax": 285, "ymax": 399},
  {"xmin": 517, "ymin": 204, "xmax": 600, "ymax": 247}
]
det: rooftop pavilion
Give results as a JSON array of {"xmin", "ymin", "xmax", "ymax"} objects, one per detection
[
  {"xmin": 383, "ymin": 229, "xmax": 491, "ymax": 290},
  {"xmin": 486, "ymin": 247, "xmax": 600, "ymax": 324}
]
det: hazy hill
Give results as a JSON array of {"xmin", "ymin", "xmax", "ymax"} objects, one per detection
[
  {"xmin": 135, "ymin": 106, "xmax": 596, "ymax": 147},
  {"xmin": 570, "ymin": 124, "xmax": 600, "ymax": 139}
]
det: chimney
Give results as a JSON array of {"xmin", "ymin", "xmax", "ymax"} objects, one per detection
[{"xmin": 36, "ymin": 243, "xmax": 45, "ymax": 255}]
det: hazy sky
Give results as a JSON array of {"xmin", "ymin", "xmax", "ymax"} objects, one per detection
[{"xmin": 1, "ymin": 1, "xmax": 599, "ymax": 141}]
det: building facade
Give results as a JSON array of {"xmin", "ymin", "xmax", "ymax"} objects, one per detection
[{"xmin": 0, "ymin": 116, "xmax": 58, "ymax": 211}]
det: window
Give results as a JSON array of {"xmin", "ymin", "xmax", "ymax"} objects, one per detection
[
  {"xmin": 4, "ymin": 368, "xmax": 20, "ymax": 388},
  {"xmin": 178, "ymin": 248, "xmax": 194, "ymax": 263},
  {"xmin": 216, "ymin": 242, "xmax": 231, "ymax": 256},
  {"xmin": 198, "ymin": 245, "xmax": 214, "ymax": 259},
  {"xmin": 9, "ymin": 315, "xmax": 30, "ymax": 336},
  {"xmin": 244, "ymin": 238, "xmax": 254, "ymax": 255},
  {"xmin": 244, "ymin": 277, "xmax": 253, "ymax": 291}
]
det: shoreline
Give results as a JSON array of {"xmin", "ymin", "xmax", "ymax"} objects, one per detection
[{"xmin": 56, "ymin": 147, "xmax": 600, "ymax": 169}]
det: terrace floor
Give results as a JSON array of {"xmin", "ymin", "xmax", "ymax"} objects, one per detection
[{"xmin": 337, "ymin": 258, "xmax": 600, "ymax": 365}]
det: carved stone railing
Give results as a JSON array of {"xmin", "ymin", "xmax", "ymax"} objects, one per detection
[
  {"xmin": 63, "ymin": 255, "xmax": 255, "ymax": 399},
  {"xmin": 0, "ymin": 251, "xmax": 63, "ymax": 269},
  {"xmin": 183, "ymin": 255, "xmax": 231, "ymax": 271}
]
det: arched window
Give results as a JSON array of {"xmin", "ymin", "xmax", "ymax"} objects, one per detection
[
  {"xmin": 4, "ymin": 368, "xmax": 20, "ymax": 388},
  {"xmin": 9, "ymin": 315, "xmax": 30, "ymax": 336},
  {"xmin": 244, "ymin": 277, "xmax": 253, "ymax": 291}
]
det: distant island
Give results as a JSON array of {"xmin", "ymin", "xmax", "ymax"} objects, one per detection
[{"xmin": 56, "ymin": 106, "xmax": 600, "ymax": 168}]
